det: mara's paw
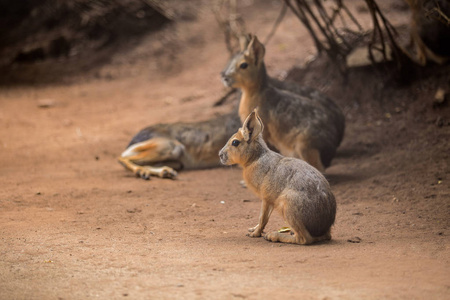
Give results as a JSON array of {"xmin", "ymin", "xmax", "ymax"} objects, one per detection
[
  {"xmin": 246, "ymin": 231, "xmax": 262, "ymax": 238},
  {"xmin": 159, "ymin": 167, "xmax": 177, "ymax": 179},
  {"xmin": 264, "ymin": 231, "xmax": 281, "ymax": 243},
  {"xmin": 135, "ymin": 168, "xmax": 151, "ymax": 180}
]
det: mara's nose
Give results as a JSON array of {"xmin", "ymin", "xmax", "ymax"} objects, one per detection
[
  {"xmin": 219, "ymin": 150, "xmax": 227, "ymax": 163},
  {"xmin": 221, "ymin": 72, "xmax": 231, "ymax": 84}
]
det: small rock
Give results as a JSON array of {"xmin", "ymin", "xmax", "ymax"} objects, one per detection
[
  {"xmin": 37, "ymin": 99, "xmax": 56, "ymax": 108},
  {"xmin": 347, "ymin": 237, "xmax": 362, "ymax": 243},
  {"xmin": 433, "ymin": 88, "xmax": 448, "ymax": 107}
]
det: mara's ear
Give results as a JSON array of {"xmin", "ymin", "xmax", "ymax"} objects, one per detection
[
  {"xmin": 242, "ymin": 110, "xmax": 264, "ymax": 142},
  {"xmin": 239, "ymin": 34, "xmax": 252, "ymax": 51},
  {"xmin": 244, "ymin": 35, "xmax": 265, "ymax": 65}
]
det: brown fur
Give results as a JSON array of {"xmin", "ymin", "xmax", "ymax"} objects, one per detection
[
  {"xmin": 119, "ymin": 111, "xmax": 241, "ymax": 179},
  {"xmin": 221, "ymin": 35, "xmax": 345, "ymax": 172},
  {"xmin": 219, "ymin": 111, "xmax": 336, "ymax": 245},
  {"xmin": 120, "ymin": 40, "xmax": 338, "ymax": 180},
  {"xmin": 404, "ymin": 0, "xmax": 450, "ymax": 65}
]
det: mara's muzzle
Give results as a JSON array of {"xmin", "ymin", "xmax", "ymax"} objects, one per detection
[
  {"xmin": 220, "ymin": 71, "xmax": 234, "ymax": 88},
  {"xmin": 219, "ymin": 149, "xmax": 228, "ymax": 165}
]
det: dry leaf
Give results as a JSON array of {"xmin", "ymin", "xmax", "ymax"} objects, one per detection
[{"xmin": 278, "ymin": 227, "xmax": 291, "ymax": 233}]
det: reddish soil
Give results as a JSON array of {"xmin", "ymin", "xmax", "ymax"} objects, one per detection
[{"xmin": 0, "ymin": 1, "xmax": 448, "ymax": 299}]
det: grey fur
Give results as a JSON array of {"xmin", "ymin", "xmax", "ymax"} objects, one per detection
[
  {"xmin": 128, "ymin": 111, "xmax": 241, "ymax": 170},
  {"xmin": 221, "ymin": 35, "xmax": 345, "ymax": 170},
  {"xmin": 220, "ymin": 111, "xmax": 336, "ymax": 244}
]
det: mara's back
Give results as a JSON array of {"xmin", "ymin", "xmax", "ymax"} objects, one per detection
[
  {"xmin": 276, "ymin": 157, "xmax": 336, "ymax": 237},
  {"xmin": 221, "ymin": 35, "xmax": 345, "ymax": 169},
  {"xmin": 259, "ymin": 86, "xmax": 343, "ymax": 168}
]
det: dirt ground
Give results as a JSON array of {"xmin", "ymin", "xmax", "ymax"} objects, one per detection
[{"xmin": 0, "ymin": 1, "xmax": 449, "ymax": 299}]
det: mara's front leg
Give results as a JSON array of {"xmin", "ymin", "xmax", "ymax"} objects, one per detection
[
  {"xmin": 118, "ymin": 157, "xmax": 178, "ymax": 179},
  {"xmin": 248, "ymin": 224, "xmax": 259, "ymax": 233},
  {"xmin": 247, "ymin": 201, "xmax": 273, "ymax": 238}
]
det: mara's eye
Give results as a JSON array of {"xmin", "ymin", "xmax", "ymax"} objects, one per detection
[
  {"xmin": 231, "ymin": 139, "xmax": 240, "ymax": 147},
  {"xmin": 239, "ymin": 62, "xmax": 248, "ymax": 69}
]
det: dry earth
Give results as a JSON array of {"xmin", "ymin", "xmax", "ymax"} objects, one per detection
[{"xmin": 0, "ymin": 1, "xmax": 449, "ymax": 299}]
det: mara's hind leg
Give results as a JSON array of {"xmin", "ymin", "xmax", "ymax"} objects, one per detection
[
  {"xmin": 118, "ymin": 137, "xmax": 184, "ymax": 179},
  {"xmin": 293, "ymin": 137, "xmax": 325, "ymax": 172},
  {"xmin": 312, "ymin": 230, "xmax": 332, "ymax": 243},
  {"xmin": 118, "ymin": 157, "xmax": 178, "ymax": 179},
  {"xmin": 299, "ymin": 147, "xmax": 324, "ymax": 173},
  {"xmin": 265, "ymin": 227, "xmax": 332, "ymax": 245},
  {"xmin": 264, "ymin": 223, "xmax": 314, "ymax": 245},
  {"xmin": 264, "ymin": 192, "xmax": 329, "ymax": 245}
]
